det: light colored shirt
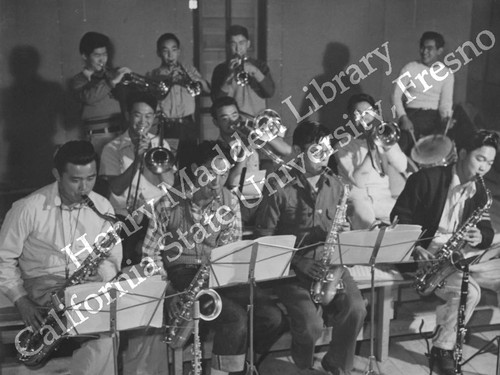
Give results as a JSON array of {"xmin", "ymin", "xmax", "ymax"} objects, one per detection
[
  {"xmin": 100, "ymin": 130, "xmax": 171, "ymax": 216},
  {"xmin": 148, "ymin": 63, "xmax": 202, "ymax": 118},
  {"xmin": 335, "ymin": 137, "xmax": 407, "ymax": 189},
  {"xmin": 392, "ymin": 61, "xmax": 454, "ymax": 119},
  {"xmin": 0, "ymin": 182, "xmax": 122, "ymax": 303},
  {"xmin": 428, "ymin": 166, "xmax": 476, "ymax": 254}
]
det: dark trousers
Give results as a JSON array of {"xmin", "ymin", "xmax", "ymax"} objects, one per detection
[
  {"xmin": 399, "ymin": 108, "xmax": 441, "ymax": 156},
  {"xmin": 275, "ymin": 269, "xmax": 366, "ymax": 373},
  {"xmin": 167, "ymin": 265, "xmax": 287, "ymax": 357}
]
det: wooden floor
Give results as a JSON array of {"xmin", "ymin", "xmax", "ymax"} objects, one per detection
[{"xmin": 259, "ymin": 327, "xmax": 500, "ymax": 375}]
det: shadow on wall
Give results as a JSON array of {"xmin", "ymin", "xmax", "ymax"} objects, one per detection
[
  {"xmin": 1, "ymin": 45, "xmax": 65, "ymax": 189},
  {"xmin": 299, "ymin": 42, "xmax": 363, "ymax": 133}
]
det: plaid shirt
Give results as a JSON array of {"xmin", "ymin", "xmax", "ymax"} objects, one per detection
[{"xmin": 142, "ymin": 187, "xmax": 242, "ymax": 271}]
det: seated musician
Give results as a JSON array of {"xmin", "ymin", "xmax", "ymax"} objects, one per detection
[
  {"xmin": 148, "ymin": 32, "xmax": 210, "ymax": 164},
  {"xmin": 210, "ymin": 96, "xmax": 291, "ymax": 226},
  {"xmin": 335, "ymin": 93, "xmax": 407, "ymax": 229},
  {"xmin": 391, "ymin": 130, "xmax": 499, "ymax": 375},
  {"xmin": 255, "ymin": 121, "xmax": 367, "ymax": 375},
  {"xmin": 70, "ymin": 31, "xmax": 131, "ymax": 155},
  {"xmin": 100, "ymin": 92, "xmax": 174, "ymax": 267},
  {"xmin": 142, "ymin": 141, "xmax": 287, "ymax": 375},
  {"xmin": 392, "ymin": 31, "xmax": 454, "ymax": 155},
  {"xmin": 0, "ymin": 140, "xmax": 122, "ymax": 374}
]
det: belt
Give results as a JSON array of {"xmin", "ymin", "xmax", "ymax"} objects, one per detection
[{"xmin": 86, "ymin": 126, "xmax": 122, "ymax": 135}]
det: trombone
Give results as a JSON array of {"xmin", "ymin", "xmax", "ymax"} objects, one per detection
[{"xmin": 125, "ymin": 118, "xmax": 176, "ymax": 213}]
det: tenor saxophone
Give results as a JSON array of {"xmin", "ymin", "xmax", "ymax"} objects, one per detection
[
  {"xmin": 15, "ymin": 196, "xmax": 121, "ymax": 368},
  {"xmin": 414, "ymin": 175, "xmax": 493, "ymax": 296},
  {"xmin": 310, "ymin": 182, "xmax": 350, "ymax": 305}
]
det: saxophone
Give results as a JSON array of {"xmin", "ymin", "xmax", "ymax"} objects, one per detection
[
  {"xmin": 15, "ymin": 196, "xmax": 121, "ymax": 368},
  {"xmin": 164, "ymin": 264, "xmax": 222, "ymax": 349},
  {"xmin": 310, "ymin": 182, "xmax": 350, "ymax": 305},
  {"xmin": 414, "ymin": 175, "xmax": 493, "ymax": 296}
]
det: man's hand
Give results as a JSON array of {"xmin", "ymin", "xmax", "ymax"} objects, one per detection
[
  {"xmin": 294, "ymin": 257, "xmax": 324, "ymax": 279},
  {"xmin": 463, "ymin": 227, "xmax": 482, "ymax": 248},
  {"xmin": 166, "ymin": 294, "xmax": 183, "ymax": 321},
  {"xmin": 15, "ymin": 296, "xmax": 44, "ymax": 331},
  {"xmin": 399, "ymin": 115, "xmax": 414, "ymax": 133},
  {"xmin": 243, "ymin": 61, "xmax": 264, "ymax": 81},
  {"xmin": 413, "ymin": 245, "xmax": 435, "ymax": 261},
  {"xmin": 110, "ymin": 67, "xmax": 132, "ymax": 86}
]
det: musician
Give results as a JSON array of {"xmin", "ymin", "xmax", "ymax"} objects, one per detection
[
  {"xmin": 142, "ymin": 141, "xmax": 287, "ymax": 375},
  {"xmin": 255, "ymin": 121, "xmax": 367, "ymax": 375},
  {"xmin": 70, "ymin": 31, "xmax": 131, "ymax": 155},
  {"xmin": 148, "ymin": 33, "xmax": 210, "ymax": 163},
  {"xmin": 392, "ymin": 31, "xmax": 454, "ymax": 154},
  {"xmin": 0, "ymin": 140, "xmax": 122, "ymax": 374},
  {"xmin": 335, "ymin": 93, "xmax": 407, "ymax": 229},
  {"xmin": 211, "ymin": 24, "xmax": 275, "ymax": 118},
  {"xmin": 100, "ymin": 92, "xmax": 174, "ymax": 267},
  {"xmin": 391, "ymin": 130, "xmax": 499, "ymax": 375}
]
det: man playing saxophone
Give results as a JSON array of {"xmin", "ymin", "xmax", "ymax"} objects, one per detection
[
  {"xmin": 142, "ymin": 141, "xmax": 287, "ymax": 375},
  {"xmin": 255, "ymin": 121, "xmax": 367, "ymax": 375},
  {"xmin": 0, "ymin": 141, "xmax": 122, "ymax": 374},
  {"xmin": 391, "ymin": 130, "xmax": 499, "ymax": 375}
]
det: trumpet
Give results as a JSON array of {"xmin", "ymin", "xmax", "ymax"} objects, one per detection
[
  {"xmin": 234, "ymin": 55, "xmax": 249, "ymax": 86},
  {"xmin": 177, "ymin": 64, "xmax": 202, "ymax": 97},
  {"xmin": 121, "ymin": 72, "xmax": 170, "ymax": 99},
  {"xmin": 230, "ymin": 109, "xmax": 287, "ymax": 165}
]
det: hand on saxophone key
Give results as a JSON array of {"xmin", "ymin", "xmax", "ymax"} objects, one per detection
[
  {"xmin": 413, "ymin": 245, "xmax": 435, "ymax": 261},
  {"xmin": 15, "ymin": 296, "xmax": 44, "ymax": 331},
  {"xmin": 166, "ymin": 294, "xmax": 183, "ymax": 321},
  {"xmin": 295, "ymin": 257, "xmax": 324, "ymax": 279},
  {"xmin": 463, "ymin": 226, "xmax": 482, "ymax": 248}
]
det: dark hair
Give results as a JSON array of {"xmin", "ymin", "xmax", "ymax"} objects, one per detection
[
  {"xmin": 293, "ymin": 121, "xmax": 331, "ymax": 150},
  {"xmin": 126, "ymin": 91, "xmax": 158, "ymax": 113},
  {"xmin": 180, "ymin": 141, "xmax": 232, "ymax": 180},
  {"xmin": 461, "ymin": 130, "xmax": 500, "ymax": 153},
  {"xmin": 79, "ymin": 32, "xmax": 111, "ymax": 56},
  {"xmin": 226, "ymin": 25, "xmax": 249, "ymax": 41},
  {"xmin": 210, "ymin": 96, "xmax": 239, "ymax": 119},
  {"xmin": 420, "ymin": 31, "xmax": 445, "ymax": 49},
  {"xmin": 156, "ymin": 33, "xmax": 180, "ymax": 51},
  {"xmin": 347, "ymin": 93, "xmax": 377, "ymax": 117},
  {"xmin": 54, "ymin": 141, "xmax": 98, "ymax": 174}
]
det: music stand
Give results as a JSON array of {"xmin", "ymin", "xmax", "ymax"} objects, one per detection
[
  {"xmin": 64, "ymin": 275, "xmax": 168, "ymax": 375},
  {"xmin": 336, "ymin": 225, "xmax": 421, "ymax": 375},
  {"xmin": 209, "ymin": 235, "xmax": 297, "ymax": 374}
]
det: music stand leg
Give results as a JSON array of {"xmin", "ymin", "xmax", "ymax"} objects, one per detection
[
  {"xmin": 363, "ymin": 263, "xmax": 383, "ymax": 375},
  {"xmin": 246, "ymin": 276, "xmax": 259, "ymax": 375}
]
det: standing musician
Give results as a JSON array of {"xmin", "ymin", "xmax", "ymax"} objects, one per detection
[
  {"xmin": 211, "ymin": 24, "xmax": 275, "ymax": 118},
  {"xmin": 255, "ymin": 121, "xmax": 367, "ymax": 375},
  {"xmin": 391, "ymin": 130, "xmax": 499, "ymax": 375},
  {"xmin": 100, "ymin": 92, "xmax": 174, "ymax": 268},
  {"xmin": 70, "ymin": 31, "xmax": 131, "ymax": 155},
  {"xmin": 392, "ymin": 31, "xmax": 454, "ymax": 155},
  {"xmin": 148, "ymin": 33, "xmax": 210, "ymax": 164},
  {"xmin": 142, "ymin": 141, "xmax": 287, "ymax": 375},
  {"xmin": 335, "ymin": 93, "xmax": 407, "ymax": 229},
  {"xmin": 0, "ymin": 140, "xmax": 122, "ymax": 374}
]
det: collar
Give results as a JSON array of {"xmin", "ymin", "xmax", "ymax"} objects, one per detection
[
  {"xmin": 449, "ymin": 165, "xmax": 476, "ymax": 199},
  {"xmin": 293, "ymin": 167, "xmax": 333, "ymax": 190},
  {"xmin": 117, "ymin": 129, "xmax": 156, "ymax": 151},
  {"xmin": 46, "ymin": 181, "xmax": 88, "ymax": 210}
]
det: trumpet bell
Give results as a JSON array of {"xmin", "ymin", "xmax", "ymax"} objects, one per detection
[
  {"xmin": 144, "ymin": 147, "xmax": 176, "ymax": 174},
  {"xmin": 372, "ymin": 121, "xmax": 400, "ymax": 148}
]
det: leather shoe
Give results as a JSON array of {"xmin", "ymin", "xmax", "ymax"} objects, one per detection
[{"xmin": 430, "ymin": 347, "xmax": 460, "ymax": 375}]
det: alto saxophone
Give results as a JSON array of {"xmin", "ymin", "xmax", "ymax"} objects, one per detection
[
  {"xmin": 414, "ymin": 175, "xmax": 493, "ymax": 296},
  {"xmin": 310, "ymin": 182, "xmax": 350, "ymax": 305},
  {"xmin": 15, "ymin": 196, "xmax": 121, "ymax": 368}
]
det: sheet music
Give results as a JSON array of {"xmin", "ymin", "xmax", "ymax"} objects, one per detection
[
  {"xmin": 332, "ymin": 224, "xmax": 422, "ymax": 265},
  {"xmin": 347, "ymin": 265, "xmax": 403, "ymax": 283},
  {"xmin": 209, "ymin": 235, "xmax": 296, "ymax": 287}
]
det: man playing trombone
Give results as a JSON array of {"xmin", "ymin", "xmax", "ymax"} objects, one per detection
[{"xmin": 100, "ymin": 92, "xmax": 175, "ymax": 268}]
